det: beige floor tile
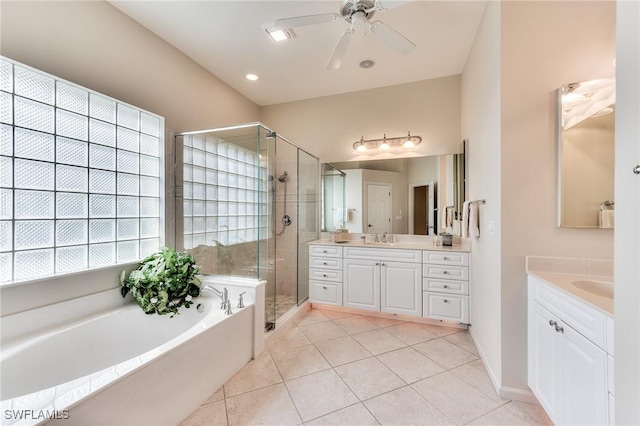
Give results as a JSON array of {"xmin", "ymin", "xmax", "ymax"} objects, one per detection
[
  {"xmin": 314, "ymin": 335, "xmax": 372, "ymax": 367},
  {"xmin": 271, "ymin": 344, "xmax": 331, "ymax": 380},
  {"xmin": 223, "ymin": 351, "xmax": 282, "ymax": 397},
  {"xmin": 504, "ymin": 400, "xmax": 553, "ymax": 426},
  {"xmin": 285, "ymin": 369, "xmax": 359, "ymax": 422},
  {"xmin": 364, "ymin": 315, "xmax": 405, "ymax": 328},
  {"xmin": 226, "ymin": 383, "xmax": 302, "ymax": 426},
  {"xmin": 413, "ymin": 338, "xmax": 478, "ymax": 369},
  {"xmin": 305, "ymin": 403, "xmax": 379, "ymax": 425},
  {"xmin": 352, "ymin": 328, "xmax": 407, "ymax": 355},
  {"xmin": 267, "ymin": 325, "xmax": 313, "ymax": 353},
  {"xmin": 444, "ymin": 331, "xmax": 479, "ymax": 355},
  {"xmin": 180, "ymin": 400, "xmax": 227, "ymax": 426},
  {"xmin": 296, "ymin": 309, "xmax": 331, "ymax": 326},
  {"xmin": 420, "ymin": 323, "xmax": 465, "ymax": 337},
  {"xmin": 333, "ymin": 315, "xmax": 380, "ymax": 335},
  {"xmin": 299, "ymin": 320, "xmax": 349, "ymax": 343},
  {"xmin": 467, "ymin": 405, "xmax": 532, "ymax": 425},
  {"xmin": 449, "ymin": 360, "xmax": 508, "ymax": 403},
  {"xmin": 377, "ymin": 347, "xmax": 445, "ymax": 384},
  {"xmin": 363, "ymin": 386, "xmax": 453, "ymax": 426},
  {"xmin": 204, "ymin": 387, "xmax": 225, "ymax": 404},
  {"xmin": 384, "ymin": 322, "xmax": 439, "ymax": 345},
  {"xmin": 317, "ymin": 309, "xmax": 355, "ymax": 320},
  {"xmin": 335, "ymin": 357, "xmax": 405, "ymax": 400},
  {"xmin": 412, "ymin": 371, "xmax": 501, "ymax": 425}
]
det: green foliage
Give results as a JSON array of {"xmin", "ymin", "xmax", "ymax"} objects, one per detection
[{"xmin": 120, "ymin": 247, "xmax": 201, "ymax": 317}]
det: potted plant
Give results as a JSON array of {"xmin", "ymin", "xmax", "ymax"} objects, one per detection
[{"xmin": 120, "ymin": 247, "xmax": 201, "ymax": 316}]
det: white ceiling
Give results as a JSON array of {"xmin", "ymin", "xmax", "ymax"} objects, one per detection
[{"xmin": 110, "ymin": 1, "xmax": 487, "ymax": 106}]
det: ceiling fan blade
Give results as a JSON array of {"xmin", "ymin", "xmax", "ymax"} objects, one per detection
[
  {"xmin": 325, "ymin": 30, "xmax": 354, "ymax": 70},
  {"xmin": 370, "ymin": 20, "xmax": 415, "ymax": 56},
  {"xmin": 274, "ymin": 13, "xmax": 340, "ymax": 30}
]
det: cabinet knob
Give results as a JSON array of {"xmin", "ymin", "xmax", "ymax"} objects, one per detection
[
  {"xmin": 323, "ymin": 286, "xmax": 327, "ymax": 290},
  {"xmin": 322, "ymin": 274, "xmax": 327, "ymax": 277},
  {"xmin": 443, "ymin": 256, "xmax": 449, "ymax": 260},
  {"xmin": 323, "ymin": 250, "xmax": 328, "ymax": 253},
  {"xmin": 381, "ymin": 262, "xmax": 386, "ymax": 266},
  {"xmin": 376, "ymin": 262, "xmax": 380, "ymax": 266},
  {"xmin": 323, "ymin": 262, "xmax": 328, "ymax": 265},
  {"xmin": 443, "ymin": 271, "xmax": 448, "ymax": 274},
  {"xmin": 555, "ymin": 325, "xmax": 564, "ymax": 333},
  {"xmin": 443, "ymin": 284, "xmax": 448, "ymax": 289},
  {"xmin": 444, "ymin": 299, "xmax": 449, "ymax": 303},
  {"xmin": 548, "ymin": 320, "xmax": 557, "ymax": 327}
]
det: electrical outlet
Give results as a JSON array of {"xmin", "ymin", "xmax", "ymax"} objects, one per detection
[{"xmin": 485, "ymin": 220, "xmax": 495, "ymax": 236}]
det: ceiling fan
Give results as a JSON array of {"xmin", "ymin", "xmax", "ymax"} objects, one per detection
[{"xmin": 268, "ymin": 0, "xmax": 415, "ymax": 70}]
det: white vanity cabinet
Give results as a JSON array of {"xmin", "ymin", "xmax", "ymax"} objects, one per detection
[
  {"xmin": 422, "ymin": 251, "xmax": 469, "ymax": 323},
  {"xmin": 528, "ymin": 275, "xmax": 611, "ymax": 425},
  {"xmin": 343, "ymin": 247, "xmax": 422, "ymax": 316},
  {"xmin": 309, "ymin": 245, "xmax": 343, "ymax": 306}
]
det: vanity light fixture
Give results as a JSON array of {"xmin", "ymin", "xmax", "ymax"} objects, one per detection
[{"xmin": 352, "ymin": 132, "xmax": 422, "ymax": 152}]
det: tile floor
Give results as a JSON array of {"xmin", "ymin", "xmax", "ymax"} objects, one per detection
[{"xmin": 181, "ymin": 309, "xmax": 553, "ymax": 426}]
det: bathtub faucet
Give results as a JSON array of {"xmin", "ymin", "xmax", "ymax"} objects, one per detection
[{"xmin": 200, "ymin": 285, "xmax": 230, "ymax": 310}]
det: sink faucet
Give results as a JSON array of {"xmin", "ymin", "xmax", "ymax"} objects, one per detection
[
  {"xmin": 373, "ymin": 233, "xmax": 380, "ymax": 243},
  {"xmin": 382, "ymin": 231, "xmax": 388, "ymax": 243}
]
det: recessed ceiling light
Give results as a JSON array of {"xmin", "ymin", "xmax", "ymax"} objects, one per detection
[
  {"xmin": 246, "ymin": 74, "xmax": 259, "ymax": 81},
  {"xmin": 359, "ymin": 59, "xmax": 375, "ymax": 69}
]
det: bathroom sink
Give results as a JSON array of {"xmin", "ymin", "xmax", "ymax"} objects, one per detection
[{"xmin": 572, "ymin": 280, "xmax": 614, "ymax": 298}]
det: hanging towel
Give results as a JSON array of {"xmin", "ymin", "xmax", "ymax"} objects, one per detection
[
  {"xmin": 461, "ymin": 201, "xmax": 471, "ymax": 238},
  {"xmin": 599, "ymin": 210, "xmax": 614, "ymax": 228},
  {"xmin": 469, "ymin": 202, "xmax": 480, "ymax": 238}
]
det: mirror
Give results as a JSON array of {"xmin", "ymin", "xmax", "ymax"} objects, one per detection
[
  {"xmin": 324, "ymin": 153, "xmax": 465, "ymax": 236},
  {"xmin": 558, "ymin": 78, "xmax": 615, "ymax": 228},
  {"xmin": 321, "ymin": 163, "xmax": 346, "ymax": 232}
]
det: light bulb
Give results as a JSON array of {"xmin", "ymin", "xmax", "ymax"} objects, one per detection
[
  {"xmin": 379, "ymin": 141, "xmax": 390, "ymax": 150},
  {"xmin": 403, "ymin": 140, "xmax": 415, "ymax": 148},
  {"xmin": 356, "ymin": 144, "xmax": 367, "ymax": 152}
]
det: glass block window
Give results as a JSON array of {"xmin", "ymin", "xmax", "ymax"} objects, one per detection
[
  {"xmin": 0, "ymin": 57, "xmax": 164, "ymax": 284},
  {"xmin": 182, "ymin": 134, "xmax": 267, "ymax": 248}
]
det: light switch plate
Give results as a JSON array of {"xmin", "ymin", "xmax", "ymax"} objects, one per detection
[{"xmin": 485, "ymin": 220, "xmax": 495, "ymax": 236}]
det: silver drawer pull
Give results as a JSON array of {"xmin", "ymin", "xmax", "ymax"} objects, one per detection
[
  {"xmin": 443, "ymin": 284, "xmax": 448, "ymax": 288},
  {"xmin": 555, "ymin": 325, "xmax": 564, "ymax": 333},
  {"xmin": 443, "ymin": 256, "xmax": 449, "ymax": 260},
  {"xmin": 549, "ymin": 320, "xmax": 557, "ymax": 327},
  {"xmin": 381, "ymin": 263, "xmax": 386, "ymax": 266},
  {"xmin": 323, "ymin": 262, "xmax": 328, "ymax": 265},
  {"xmin": 443, "ymin": 271, "xmax": 448, "ymax": 274},
  {"xmin": 376, "ymin": 262, "xmax": 380, "ymax": 266},
  {"xmin": 323, "ymin": 250, "xmax": 328, "ymax": 253},
  {"xmin": 444, "ymin": 299, "xmax": 449, "ymax": 303},
  {"xmin": 322, "ymin": 274, "xmax": 327, "ymax": 277},
  {"xmin": 323, "ymin": 286, "xmax": 327, "ymax": 290}
]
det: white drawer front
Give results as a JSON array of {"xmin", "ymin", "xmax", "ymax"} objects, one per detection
[
  {"xmin": 310, "ymin": 257, "xmax": 343, "ymax": 270},
  {"xmin": 606, "ymin": 316, "xmax": 614, "ymax": 356},
  {"xmin": 423, "ymin": 278, "xmax": 468, "ymax": 295},
  {"xmin": 310, "ymin": 281, "xmax": 342, "ymax": 305},
  {"xmin": 344, "ymin": 247, "xmax": 421, "ymax": 263},
  {"xmin": 423, "ymin": 292, "xmax": 469, "ymax": 323},
  {"xmin": 608, "ymin": 355, "xmax": 614, "ymax": 396},
  {"xmin": 310, "ymin": 268, "xmax": 343, "ymax": 283},
  {"xmin": 423, "ymin": 251, "xmax": 469, "ymax": 266},
  {"xmin": 424, "ymin": 265, "xmax": 468, "ymax": 281},
  {"xmin": 530, "ymin": 276, "xmax": 606, "ymax": 349},
  {"xmin": 310, "ymin": 245, "xmax": 343, "ymax": 258}
]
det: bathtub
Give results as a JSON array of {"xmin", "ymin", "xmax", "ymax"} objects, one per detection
[{"xmin": 0, "ymin": 276, "xmax": 265, "ymax": 425}]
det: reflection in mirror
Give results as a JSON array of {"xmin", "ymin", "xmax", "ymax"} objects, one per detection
[
  {"xmin": 326, "ymin": 153, "xmax": 464, "ymax": 236},
  {"xmin": 559, "ymin": 78, "xmax": 615, "ymax": 228},
  {"xmin": 321, "ymin": 163, "xmax": 346, "ymax": 232}
]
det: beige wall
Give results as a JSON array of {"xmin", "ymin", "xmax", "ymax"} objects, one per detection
[
  {"xmin": 0, "ymin": 1, "xmax": 259, "ymax": 133},
  {"xmin": 260, "ymin": 75, "xmax": 462, "ymax": 163},
  {"xmin": 461, "ymin": 0, "xmax": 503, "ymax": 392},
  {"xmin": 500, "ymin": 0, "xmax": 615, "ymax": 394}
]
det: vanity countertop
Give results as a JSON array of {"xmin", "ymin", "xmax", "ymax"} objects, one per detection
[
  {"xmin": 526, "ymin": 256, "xmax": 613, "ymax": 317},
  {"xmin": 308, "ymin": 239, "xmax": 470, "ymax": 253}
]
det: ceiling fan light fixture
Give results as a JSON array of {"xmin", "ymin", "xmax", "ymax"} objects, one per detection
[{"xmin": 266, "ymin": 28, "xmax": 293, "ymax": 42}]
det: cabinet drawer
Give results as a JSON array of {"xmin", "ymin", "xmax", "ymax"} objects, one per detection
[
  {"xmin": 310, "ymin": 257, "xmax": 343, "ymax": 270},
  {"xmin": 310, "ymin": 281, "xmax": 342, "ymax": 306},
  {"xmin": 424, "ymin": 265, "xmax": 468, "ymax": 281},
  {"xmin": 344, "ymin": 247, "xmax": 421, "ymax": 263},
  {"xmin": 530, "ymin": 276, "xmax": 606, "ymax": 349},
  {"xmin": 608, "ymin": 393, "xmax": 615, "ymax": 426},
  {"xmin": 423, "ymin": 251, "xmax": 469, "ymax": 266},
  {"xmin": 310, "ymin": 268, "xmax": 343, "ymax": 283},
  {"xmin": 423, "ymin": 292, "xmax": 469, "ymax": 323},
  {"xmin": 310, "ymin": 245, "xmax": 343, "ymax": 258},
  {"xmin": 423, "ymin": 278, "xmax": 468, "ymax": 295},
  {"xmin": 608, "ymin": 355, "xmax": 614, "ymax": 395}
]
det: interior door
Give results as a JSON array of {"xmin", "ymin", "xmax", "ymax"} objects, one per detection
[
  {"xmin": 367, "ymin": 183, "xmax": 391, "ymax": 233},
  {"xmin": 428, "ymin": 181, "xmax": 436, "ymax": 235},
  {"xmin": 413, "ymin": 186, "xmax": 427, "ymax": 235}
]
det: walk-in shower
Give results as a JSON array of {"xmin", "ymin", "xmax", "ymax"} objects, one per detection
[{"xmin": 175, "ymin": 124, "xmax": 319, "ymax": 329}]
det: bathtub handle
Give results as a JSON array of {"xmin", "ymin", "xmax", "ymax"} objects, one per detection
[{"xmin": 237, "ymin": 292, "xmax": 246, "ymax": 309}]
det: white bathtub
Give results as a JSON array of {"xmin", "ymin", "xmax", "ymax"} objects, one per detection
[{"xmin": 0, "ymin": 276, "xmax": 265, "ymax": 425}]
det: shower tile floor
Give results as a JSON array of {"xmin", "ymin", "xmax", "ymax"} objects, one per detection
[
  {"xmin": 181, "ymin": 309, "xmax": 552, "ymax": 426},
  {"xmin": 266, "ymin": 295, "xmax": 298, "ymax": 322}
]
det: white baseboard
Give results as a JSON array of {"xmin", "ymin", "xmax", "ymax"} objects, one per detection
[{"xmin": 468, "ymin": 326, "xmax": 537, "ymax": 404}]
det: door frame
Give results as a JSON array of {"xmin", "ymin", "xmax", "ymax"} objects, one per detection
[
  {"xmin": 364, "ymin": 181, "xmax": 392, "ymax": 234},
  {"xmin": 408, "ymin": 181, "xmax": 431, "ymax": 234}
]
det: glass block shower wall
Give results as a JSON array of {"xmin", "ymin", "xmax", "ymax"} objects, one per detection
[{"xmin": 0, "ymin": 57, "xmax": 164, "ymax": 283}]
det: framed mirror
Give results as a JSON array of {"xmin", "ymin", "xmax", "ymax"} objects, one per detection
[
  {"xmin": 558, "ymin": 78, "xmax": 615, "ymax": 228},
  {"xmin": 324, "ymin": 153, "xmax": 465, "ymax": 236}
]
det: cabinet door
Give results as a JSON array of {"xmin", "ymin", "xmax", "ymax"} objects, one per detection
[
  {"xmin": 343, "ymin": 259, "xmax": 380, "ymax": 311},
  {"xmin": 528, "ymin": 302, "xmax": 561, "ymax": 422},
  {"xmin": 559, "ymin": 323, "xmax": 608, "ymax": 426},
  {"xmin": 381, "ymin": 262, "xmax": 421, "ymax": 316}
]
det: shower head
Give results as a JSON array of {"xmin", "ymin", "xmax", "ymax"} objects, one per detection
[{"xmin": 278, "ymin": 171, "xmax": 288, "ymax": 182}]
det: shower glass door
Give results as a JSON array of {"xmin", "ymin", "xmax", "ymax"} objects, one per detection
[{"xmin": 297, "ymin": 149, "xmax": 319, "ymax": 303}]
